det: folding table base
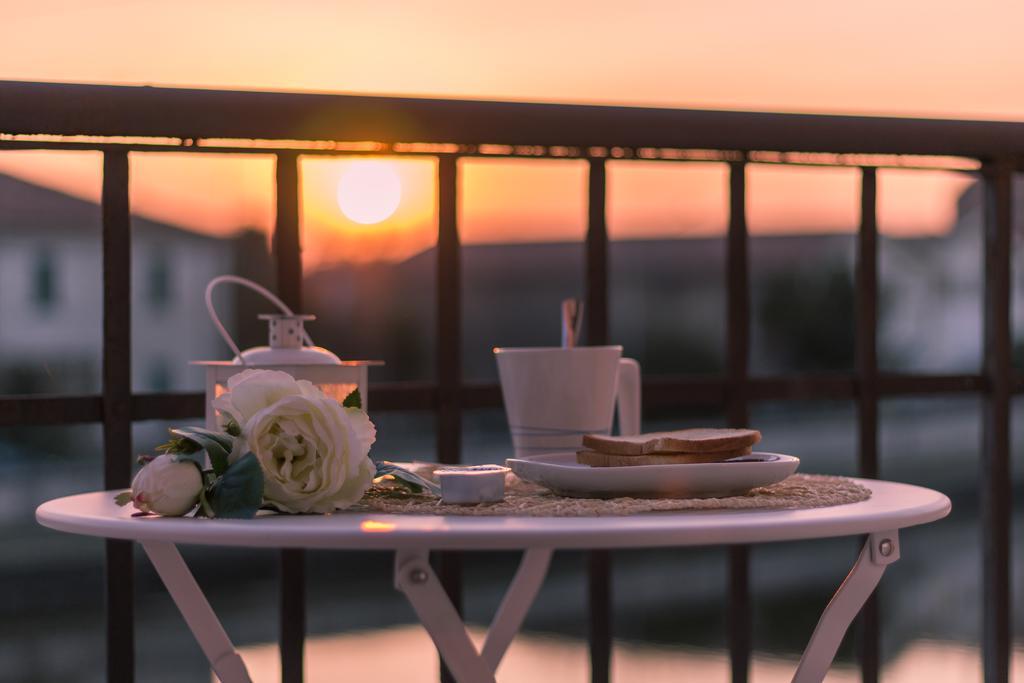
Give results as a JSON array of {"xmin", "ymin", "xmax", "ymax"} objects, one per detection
[
  {"xmin": 394, "ymin": 548, "xmax": 553, "ymax": 683},
  {"xmin": 792, "ymin": 530, "xmax": 900, "ymax": 683},
  {"xmin": 394, "ymin": 533, "xmax": 899, "ymax": 683},
  {"xmin": 141, "ymin": 541, "xmax": 253, "ymax": 683},
  {"xmin": 140, "ymin": 533, "xmax": 895, "ymax": 683}
]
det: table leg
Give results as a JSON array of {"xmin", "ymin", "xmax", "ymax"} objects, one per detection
[
  {"xmin": 141, "ymin": 541, "xmax": 253, "ymax": 683},
  {"xmin": 394, "ymin": 548, "xmax": 553, "ymax": 683},
  {"xmin": 791, "ymin": 531, "xmax": 900, "ymax": 683},
  {"xmin": 481, "ymin": 548, "xmax": 553, "ymax": 670}
]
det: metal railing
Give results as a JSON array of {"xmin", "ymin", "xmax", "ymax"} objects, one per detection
[{"xmin": 0, "ymin": 80, "xmax": 1018, "ymax": 683}]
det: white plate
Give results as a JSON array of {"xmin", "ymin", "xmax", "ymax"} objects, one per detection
[{"xmin": 506, "ymin": 451, "xmax": 800, "ymax": 499}]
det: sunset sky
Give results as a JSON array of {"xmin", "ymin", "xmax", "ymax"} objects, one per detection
[{"xmin": 0, "ymin": 0, "xmax": 1014, "ymax": 267}]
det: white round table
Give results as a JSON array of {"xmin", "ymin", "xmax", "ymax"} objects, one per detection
[{"xmin": 37, "ymin": 478, "xmax": 950, "ymax": 683}]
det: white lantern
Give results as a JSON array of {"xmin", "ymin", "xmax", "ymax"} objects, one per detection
[{"xmin": 193, "ymin": 276, "xmax": 381, "ymax": 430}]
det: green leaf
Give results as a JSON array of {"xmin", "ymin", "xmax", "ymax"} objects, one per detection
[
  {"xmin": 114, "ymin": 491, "xmax": 133, "ymax": 507},
  {"xmin": 196, "ymin": 485, "xmax": 214, "ymax": 518},
  {"xmin": 342, "ymin": 388, "xmax": 362, "ymax": 409},
  {"xmin": 170, "ymin": 450, "xmax": 207, "ymax": 469},
  {"xmin": 171, "ymin": 426, "xmax": 235, "ymax": 453},
  {"xmin": 170, "ymin": 427, "xmax": 232, "ymax": 476},
  {"xmin": 155, "ymin": 436, "xmax": 200, "ymax": 455},
  {"xmin": 375, "ymin": 461, "xmax": 440, "ymax": 496},
  {"xmin": 207, "ymin": 452, "xmax": 264, "ymax": 519}
]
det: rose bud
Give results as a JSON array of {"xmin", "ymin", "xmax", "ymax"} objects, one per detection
[{"xmin": 130, "ymin": 453, "xmax": 203, "ymax": 516}]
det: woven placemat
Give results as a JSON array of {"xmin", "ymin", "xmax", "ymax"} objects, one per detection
[{"xmin": 355, "ymin": 473, "xmax": 870, "ymax": 517}]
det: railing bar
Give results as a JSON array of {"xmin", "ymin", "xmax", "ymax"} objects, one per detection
[
  {"xmin": 855, "ymin": 167, "xmax": 881, "ymax": 683},
  {"xmin": 587, "ymin": 550, "xmax": 612, "ymax": 683},
  {"xmin": 586, "ymin": 159, "xmax": 609, "ymax": 346},
  {"xmin": 726, "ymin": 158, "xmax": 752, "ymax": 683},
  {"xmin": 101, "ymin": 149, "xmax": 134, "ymax": 683},
  {"xmin": 0, "ymin": 395, "xmax": 104, "ymax": 424},
  {"xmin": 0, "ymin": 372, "xmax": 1008, "ymax": 427},
  {"xmin": 585, "ymin": 158, "xmax": 612, "ymax": 683},
  {"xmin": 876, "ymin": 374, "xmax": 985, "ymax": 394},
  {"xmin": 436, "ymin": 155, "xmax": 462, "ymax": 464},
  {"xmin": 982, "ymin": 159, "xmax": 1013, "ymax": 683},
  {"xmin": 435, "ymin": 154, "xmax": 463, "ymax": 683},
  {"xmin": 273, "ymin": 151, "xmax": 306, "ymax": 683},
  {"xmin": 726, "ymin": 160, "xmax": 750, "ymax": 412},
  {"xmin": 274, "ymin": 152, "xmax": 303, "ymax": 313}
]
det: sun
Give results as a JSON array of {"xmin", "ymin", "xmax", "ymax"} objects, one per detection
[{"xmin": 336, "ymin": 160, "xmax": 402, "ymax": 225}]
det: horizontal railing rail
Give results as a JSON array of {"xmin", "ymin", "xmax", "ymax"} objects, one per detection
[
  {"xmin": 0, "ymin": 80, "xmax": 1016, "ymax": 683},
  {"xmin": 1, "ymin": 80, "xmax": 1024, "ymax": 159},
  {"xmin": 0, "ymin": 373, "xmax": 1007, "ymax": 426}
]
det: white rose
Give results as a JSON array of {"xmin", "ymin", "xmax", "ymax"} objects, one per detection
[
  {"xmin": 131, "ymin": 453, "xmax": 203, "ymax": 516},
  {"xmin": 212, "ymin": 369, "xmax": 376, "ymax": 514}
]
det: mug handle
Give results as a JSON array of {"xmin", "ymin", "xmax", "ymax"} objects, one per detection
[{"xmin": 616, "ymin": 358, "xmax": 642, "ymax": 436}]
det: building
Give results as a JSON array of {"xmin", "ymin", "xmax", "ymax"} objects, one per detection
[{"xmin": 0, "ymin": 172, "xmax": 241, "ymax": 397}]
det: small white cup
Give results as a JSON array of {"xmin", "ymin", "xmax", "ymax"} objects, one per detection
[
  {"xmin": 437, "ymin": 465, "xmax": 509, "ymax": 504},
  {"xmin": 495, "ymin": 345, "xmax": 641, "ymax": 458}
]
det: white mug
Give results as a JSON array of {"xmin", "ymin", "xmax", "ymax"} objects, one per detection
[{"xmin": 495, "ymin": 345, "xmax": 641, "ymax": 458}]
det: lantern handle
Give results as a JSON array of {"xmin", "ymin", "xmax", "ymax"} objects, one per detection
[{"xmin": 204, "ymin": 275, "xmax": 315, "ymax": 366}]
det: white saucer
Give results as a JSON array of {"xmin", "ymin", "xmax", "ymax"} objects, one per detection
[{"xmin": 506, "ymin": 451, "xmax": 800, "ymax": 499}]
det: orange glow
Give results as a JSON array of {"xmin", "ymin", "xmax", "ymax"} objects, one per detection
[
  {"xmin": 459, "ymin": 158, "xmax": 587, "ymax": 244},
  {"xmin": 0, "ymin": 149, "xmax": 980, "ymax": 269},
  {"xmin": 748, "ymin": 164, "xmax": 860, "ymax": 235},
  {"xmin": 0, "ymin": 150, "xmax": 274, "ymax": 238},
  {"xmin": 129, "ymin": 153, "xmax": 276, "ymax": 237},
  {"xmin": 301, "ymin": 156, "xmax": 436, "ymax": 267},
  {"xmin": 608, "ymin": 161, "xmax": 728, "ymax": 239},
  {"xmin": 4, "ymin": 2, "xmax": 1024, "ymax": 121},
  {"xmin": 1, "ymin": 1, "xmax": 1015, "ymax": 265},
  {"xmin": 878, "ymin": 169, "xmax": 976, "ymax": 237},
  {"xmin": 318, "ymin": 383, "xmax": 359, "ymax": 405},
  {"xmin": 359, "ymin": 519, "xmax": 396, "ymax": 533},
  {"xmin": 0, "ymin": 150, "xmax": 102, "ymax": 206}
]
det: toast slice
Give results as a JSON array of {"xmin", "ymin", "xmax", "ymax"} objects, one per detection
[
  {"xmin": 576, "ymin": 447, "xmax": 753, "ymax": 467},
  {"xmin": 582, "ymin": 428, "xmax": 760, "ymax": 456}
]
